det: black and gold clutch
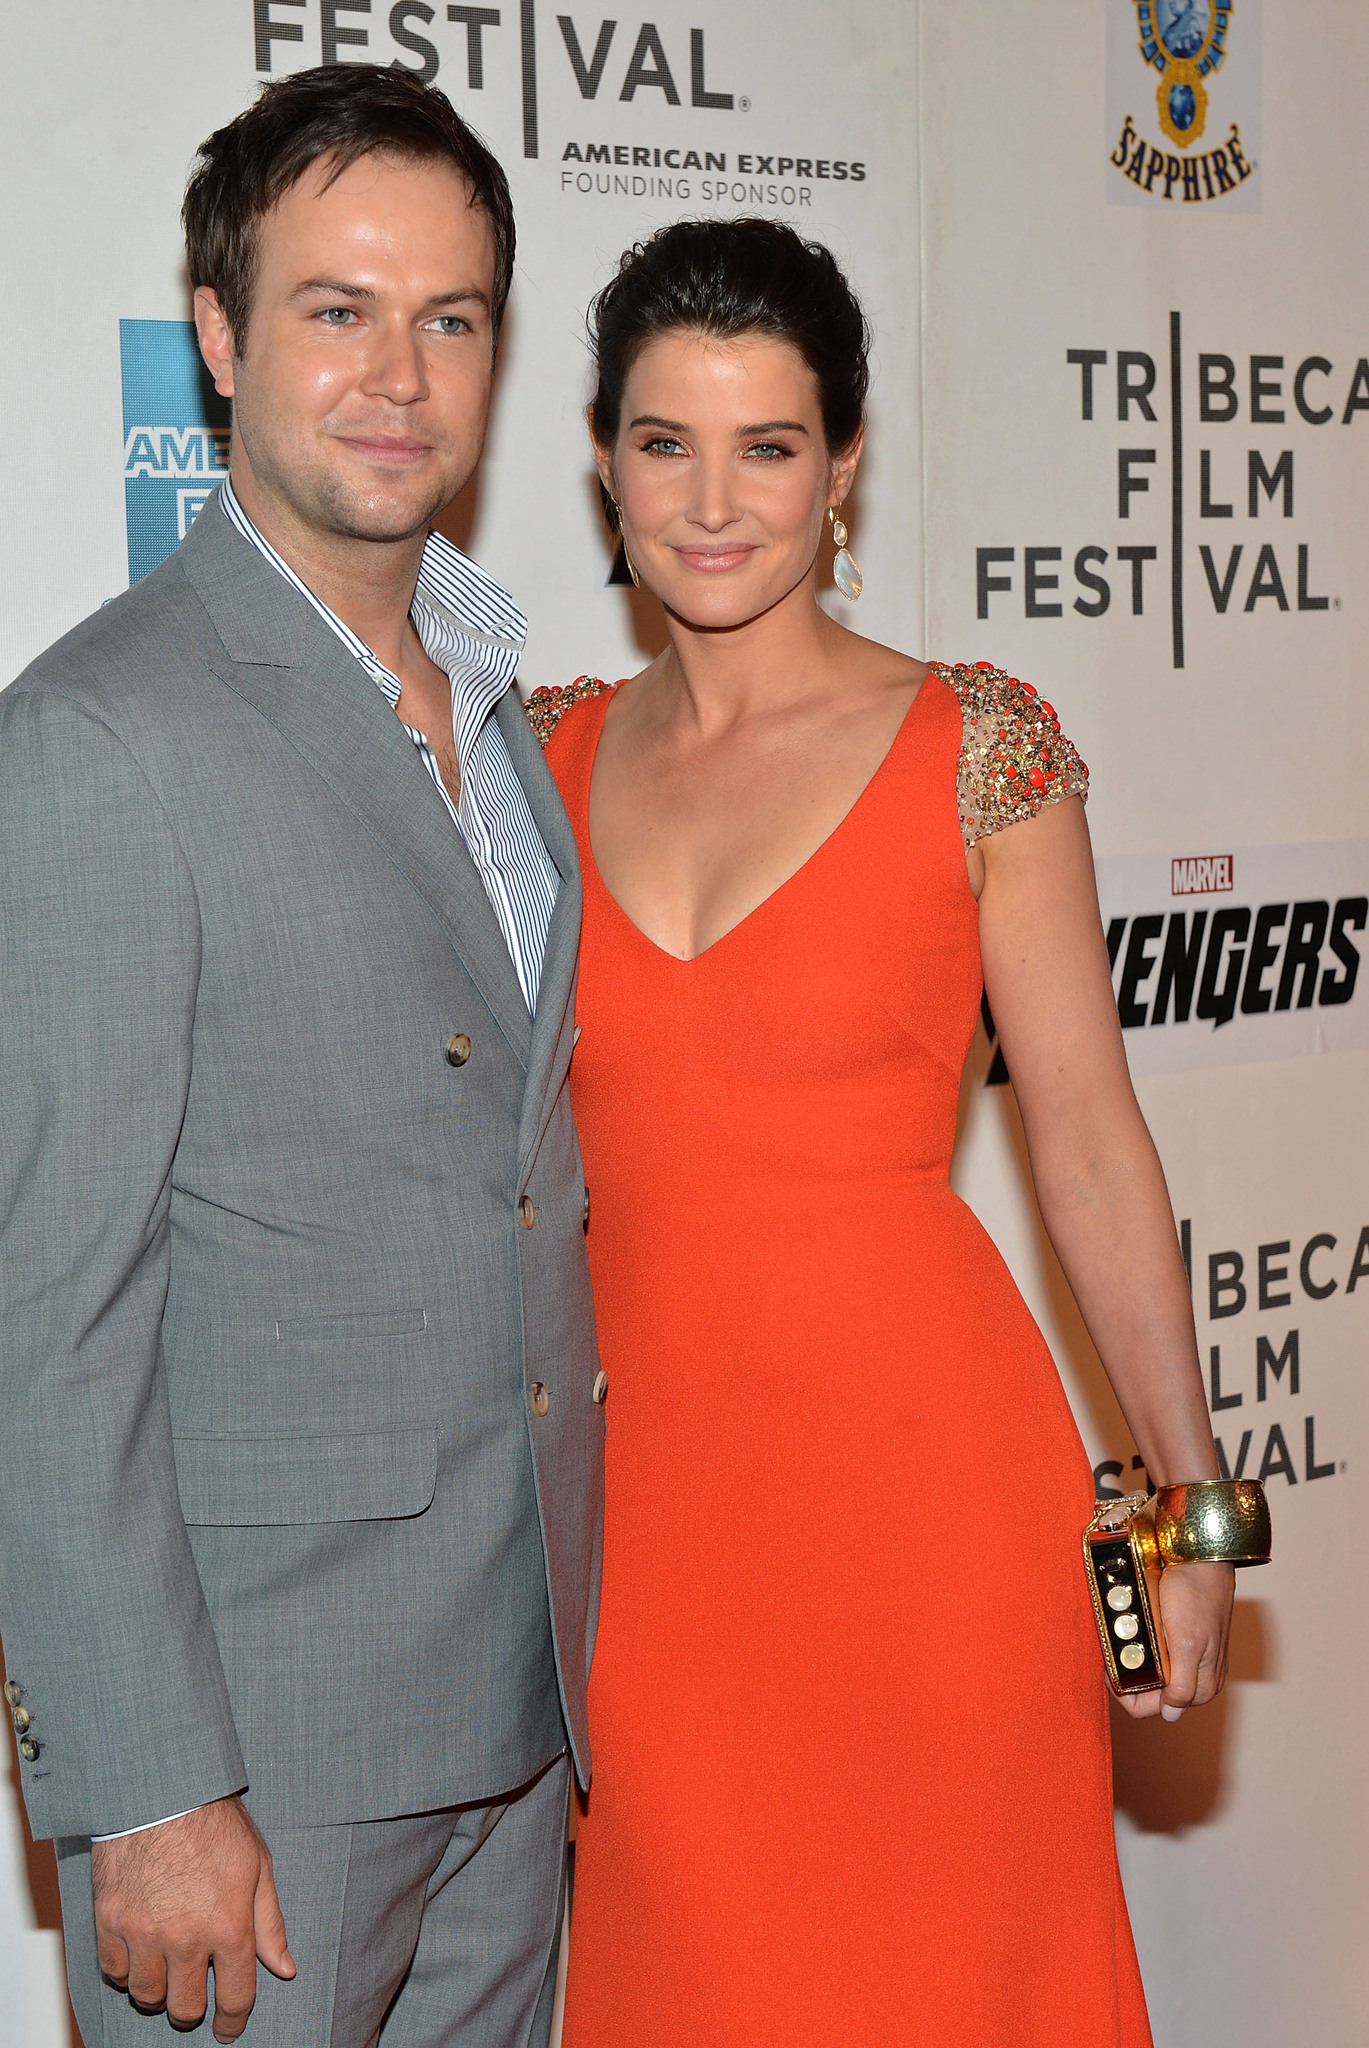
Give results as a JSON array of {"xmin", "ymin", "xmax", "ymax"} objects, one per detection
[{"xmin": 1084, "ymin": 1480, "xmax": 1272, "ymax": 1696}]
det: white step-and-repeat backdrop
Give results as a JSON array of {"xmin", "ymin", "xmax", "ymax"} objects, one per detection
[{"xmin": 1, "ymin": 5, "xmax": 1364, "ymax": 2043}]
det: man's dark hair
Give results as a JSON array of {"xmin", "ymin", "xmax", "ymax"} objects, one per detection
[{"xmin": 183, "ymin": 64, "xmax": 515, "ymax": 352}]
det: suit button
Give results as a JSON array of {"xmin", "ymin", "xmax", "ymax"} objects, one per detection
[
  {"xmin": 12, "ymin": 1707, "xmax": 30, "ymax": 1734},
  {"xmin": 445, "ymin": 1033, "xmax": 472, "ymax": 1067},
  {"xmin": 518, "ymin": 1195, "xmax": 536, "ymax": 1229},
  {"xmin": 530, "ymin": 1382, "xmax": 550, "ymax": 1417},
  {"xmin": 18, "ymin": 1738, "xmax": 39, "ymax": 1763},
  {"xmin": 582, "ymin": 1185, "xmax": 590, "ymax": 1228},
  {"xmin": 592, "ymin": 1370, "xmax": 608, "ymax": 1404},
  {"xmin": 3, "ymin": 1681, "xmax": 19, "ymax": 1708}
]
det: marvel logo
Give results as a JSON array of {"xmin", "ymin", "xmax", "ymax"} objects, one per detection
[{"xmin": 1172, "ymin": 854, "xmax": 1234, "ymax": 896}]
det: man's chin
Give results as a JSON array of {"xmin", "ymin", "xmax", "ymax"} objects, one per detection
[
  {"xmin": 331, "ymin": 512, "xmax": 438, "ymax": 545},
  {"xmin": 303, "ymin": 468, "xmax": 463, "ymax": 547},
  {"xmin": 324, "ymin": 493, "xmax": 452, "ymax": 546}
]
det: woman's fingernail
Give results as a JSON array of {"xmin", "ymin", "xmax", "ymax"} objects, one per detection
[{"xmin": 1161, "ymin": 1704, "xmax": 1185, "ymax": 1722}]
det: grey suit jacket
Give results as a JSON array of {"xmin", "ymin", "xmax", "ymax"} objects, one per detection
[{"xmin": 0, "ymin": 496, "xmax": 604, "ymax": 1841}]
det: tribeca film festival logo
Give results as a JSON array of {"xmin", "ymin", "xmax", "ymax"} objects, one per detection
[
  {"xmin": 1091, "ymin": 1213, "xmax": 1366, "ymax": 1499},
  {"xmin": 1194, "ymin": 1217, "xmax": 1365, "ymax": 1491},
  {"xmin": 974, "ymin": 328, "xmax": 1368, "ymax": 669},
  {"xmin": 1105, "ymin": 0, "xmax": 1261, "ymax": 212},
  {"xmin": 250, "ymin": 2, "xmax": 866, "ymax": 209},
  {"xmin": 121, "ymin": 320, "xmax": 229, "ymax": 585}
]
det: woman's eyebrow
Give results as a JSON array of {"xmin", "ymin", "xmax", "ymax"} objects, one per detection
[{"xmin": 626, "ymin": 415, "xmax": 811, "ymax": 435}]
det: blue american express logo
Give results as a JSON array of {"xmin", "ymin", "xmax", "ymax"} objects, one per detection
[{"xmin": 121, "ymin": 318, "xmax": 230, "ymax": 583}]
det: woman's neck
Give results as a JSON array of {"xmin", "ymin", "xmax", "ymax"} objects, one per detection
[{"xmin": 651, "ymin": 573, "xmax": 852, "ymax": 740}]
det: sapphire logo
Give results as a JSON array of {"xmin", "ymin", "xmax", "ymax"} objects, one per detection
[
  {"xmin": 1136, "ymin": 2, "xmax": 1230, "ymax": 147},
  {"xmin": 1106, "ymin": 0, "xmax": 1260, "ymax": 212},
  {"xmin": 121, "ymin": 319, "xmax": 229, "ymax": 584}
]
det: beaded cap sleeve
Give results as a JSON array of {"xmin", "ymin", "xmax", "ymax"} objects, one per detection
[
  {"xmin": 525, "ymin": 676, "xmax": 615, "ymax": 747},
  {"xmin": 929, "ymin": 661, "xmax": 1088, "ymax": 850}
]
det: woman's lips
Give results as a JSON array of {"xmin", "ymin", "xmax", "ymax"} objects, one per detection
[{"xmin": 670, "ymin": 544, "xmax": 759, "ymax": 573}]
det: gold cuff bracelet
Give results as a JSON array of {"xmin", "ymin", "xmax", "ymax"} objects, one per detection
[
  {"xmin": 1152, "ymin": 1479, "xmax": 1272, "ymax": 1566},
  {"xmin": 1083, "ymin": 1479, "xmax": 1271, "ymax": 1696}
]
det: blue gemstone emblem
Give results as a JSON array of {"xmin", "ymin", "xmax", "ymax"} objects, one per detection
[{"xmin": 1167, "ymin": 82, "xmax": 1197, "ymax": 131}]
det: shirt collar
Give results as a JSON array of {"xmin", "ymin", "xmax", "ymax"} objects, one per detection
[{"xmin": 218, "ymin": 477, "xmax": 527, "ymax": 734}]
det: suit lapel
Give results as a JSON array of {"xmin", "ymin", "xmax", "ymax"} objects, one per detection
[
  {"xmin": 181, "ymin": 497, "xmax": 533, "ymax": 1066},
  {"xmin": 496, "ymin": 691, "xmax": 583, "ymax": 1167}
]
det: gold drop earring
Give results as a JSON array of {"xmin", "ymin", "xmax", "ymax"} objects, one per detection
[
  {"xmin": 611, "ymin": 498, "xmax": 642, "ymax": 588},
  {"xmin": 829, "ymin": 504, "xmax": 862, "ymax": 601}
]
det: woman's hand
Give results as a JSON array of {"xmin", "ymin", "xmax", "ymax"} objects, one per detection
[{"xmin": 1113, "ymin": 1560, "xmax": 1235, "ymax": 1720}]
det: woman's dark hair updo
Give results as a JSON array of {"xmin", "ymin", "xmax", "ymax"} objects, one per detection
[{"xmin": 589, "ymin": 217, "xmax": 870, "ymax": 456}]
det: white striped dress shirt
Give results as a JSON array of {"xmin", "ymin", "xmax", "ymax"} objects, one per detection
[{"xmin": 221, "ymin": 479, "xmax": 558, "ymax": 1013}]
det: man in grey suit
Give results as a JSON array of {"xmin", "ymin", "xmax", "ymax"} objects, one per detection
[{"xmin": 0, "ymin": 65, "xmax": 603, "ymax": 2048}]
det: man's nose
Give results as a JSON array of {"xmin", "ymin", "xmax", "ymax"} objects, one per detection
[{"xmin": 361, "ymin": 318, "xmax": 430, "ymax": 406}]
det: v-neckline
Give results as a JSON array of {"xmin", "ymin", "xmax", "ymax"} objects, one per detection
[{"xmin": 580, "ymin": 677, "xmax": 934, "ymax": 966}]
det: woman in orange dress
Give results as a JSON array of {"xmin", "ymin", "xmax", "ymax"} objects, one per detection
[{"xmin": 530, "ymin": 219, "xmax": 1233, "ymax": 2046}]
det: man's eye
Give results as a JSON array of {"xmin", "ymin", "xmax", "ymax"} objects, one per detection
[
  {"xmin": 429, "ymin": 316, "xmax": 468, "ymax": 336},
  {"xmin": 318, "ymin": 307, "xmax": 356, "ymax": 325}
]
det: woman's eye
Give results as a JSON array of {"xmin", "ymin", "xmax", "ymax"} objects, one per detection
[
  {"xmin": 746, "ymin": 441, "xmax": 794, "ymax": 460},
  {"xmin": 641, "ymin": 436, "xmax": 686, "ymax": 456}
]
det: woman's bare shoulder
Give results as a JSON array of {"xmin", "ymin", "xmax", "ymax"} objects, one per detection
[{"xmin": 830, "ymin": 624, "xmax": 931, "ymax": 698}]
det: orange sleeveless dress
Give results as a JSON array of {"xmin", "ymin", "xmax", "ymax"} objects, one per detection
[{"xmin": 537, "ymin": 665, "xmax": 1152, "ymax": 2048}]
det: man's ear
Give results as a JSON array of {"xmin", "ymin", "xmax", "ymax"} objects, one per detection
[
  {"xmin": 828, "ymin": 424, "xmax": 865, "ymax": 510},
  {"xmin": 194, "ymin": 288, "xmax": 237, "ymax": 399}
]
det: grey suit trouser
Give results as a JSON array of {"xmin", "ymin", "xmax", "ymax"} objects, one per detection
[{"xmin": 55, "ymin": 1755, "xmax": 569, "ymax": 2048}]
